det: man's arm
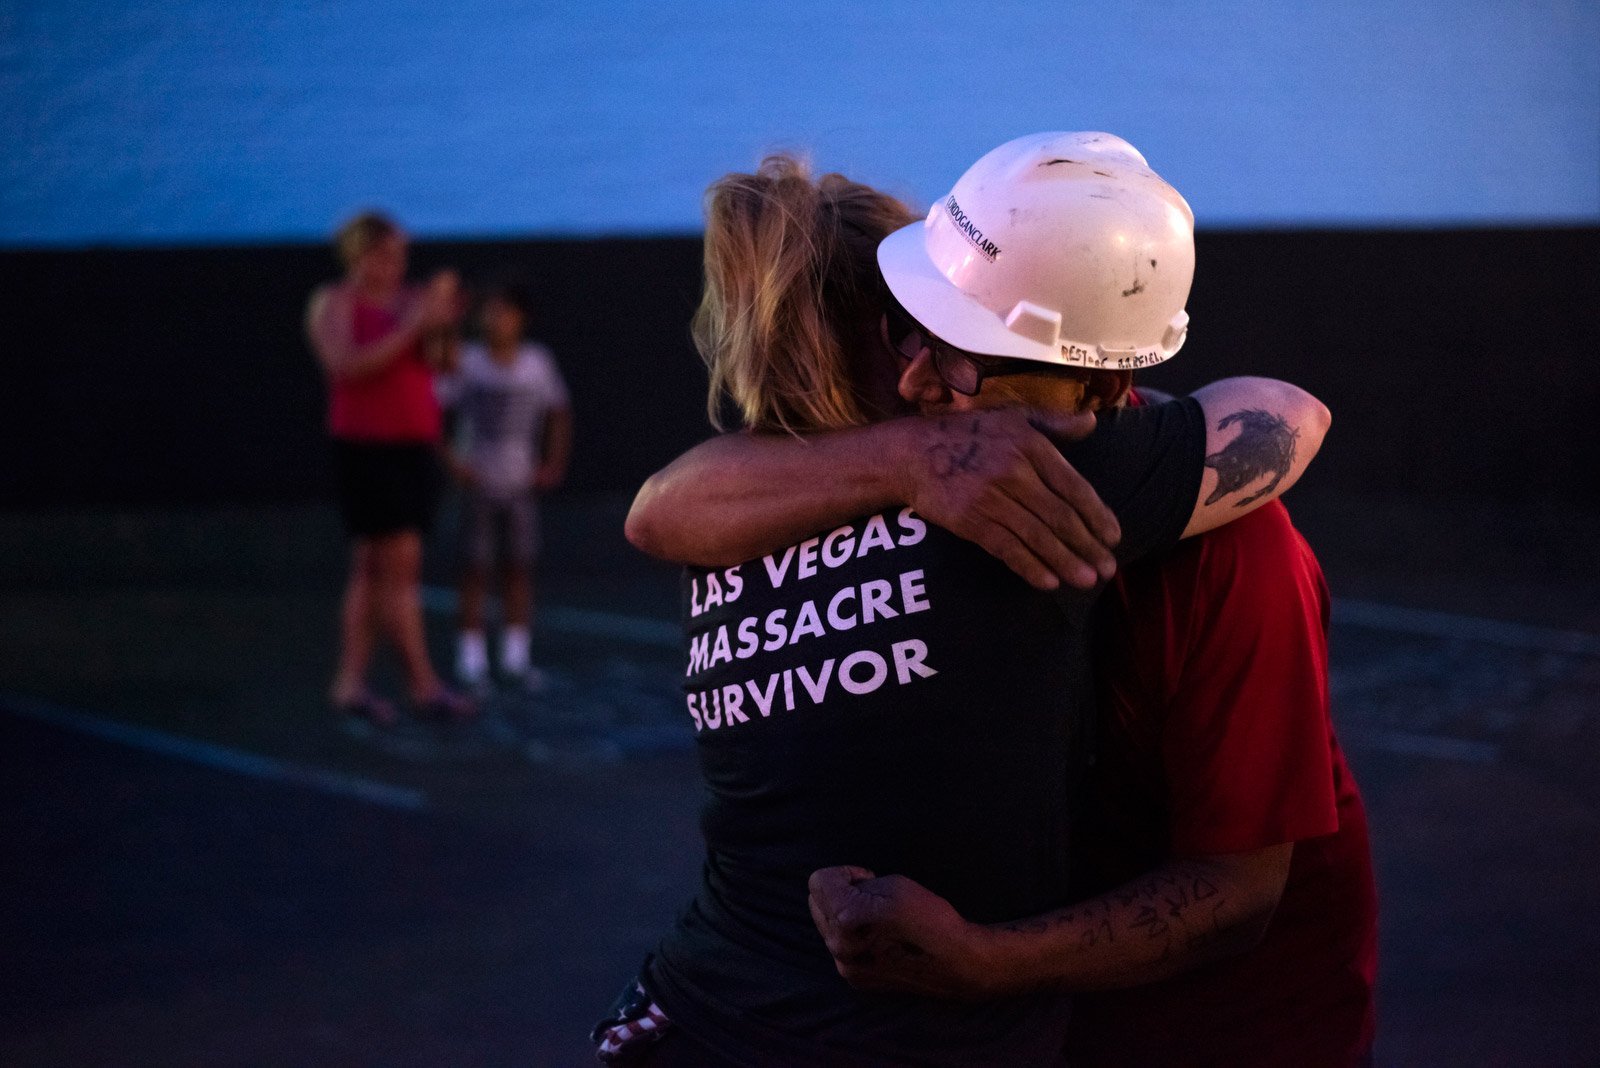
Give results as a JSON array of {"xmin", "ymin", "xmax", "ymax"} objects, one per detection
[
  {"xmin": 1184, "ymin": 377, "xmax": 1330, "ymax": 537},
  {"xmin": 808, "ymin": 845, "xmax": 1292, "ymax": 1000},
  {"xmin": 626, "ymin": 408, "xmax": 1120, "ymax": 591}
]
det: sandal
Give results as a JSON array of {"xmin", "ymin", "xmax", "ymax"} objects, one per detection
[
  {"xmin": 337, "ymin": 692, "xmax": 399, "ymax": 729},
  {"xmin": 413, "ymin": 687, "xmax": 477, "ymax": 723}
]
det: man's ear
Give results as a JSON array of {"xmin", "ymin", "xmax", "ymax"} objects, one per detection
[{"xmin": 1084, "ymin": 369, "xmax": 1134, "ymax": 410}]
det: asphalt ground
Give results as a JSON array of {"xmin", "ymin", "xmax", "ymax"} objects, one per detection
[{"xmin": 2, "ymin": 492, "xmax": 1598, "ymax": 1066}]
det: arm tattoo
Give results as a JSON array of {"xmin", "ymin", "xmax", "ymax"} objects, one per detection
[
  {"xmin": 1113, "ymin": 868, "xmax": 1230, "ymax": 950},
  {"xmin": 1203, "ymin": 409, "xmax": 1299, "ymax": 507}
]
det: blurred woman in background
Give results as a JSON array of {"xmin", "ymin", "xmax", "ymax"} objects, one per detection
[{"xmin": 305, "ymin": 211, "xmax": 473, "ymax": 725}]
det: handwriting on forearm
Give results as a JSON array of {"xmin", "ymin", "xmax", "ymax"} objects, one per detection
[
  {"xmin": 995, "ymin": 864, "xmax": 1234, "ymax": 978},
  {"xmin": 1117, "ymin": 867, "xmax": 1223, "ymax": 923}
]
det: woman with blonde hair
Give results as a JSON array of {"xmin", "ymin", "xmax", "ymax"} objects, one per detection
[
  {"xmin": 693, "ymin": 155, "xmax": 918, "ymax": 435},
  {"xmin": 305, "ymin": 211, "xmax": 474, "ymax": 725},
  {"xmin": 600, "ymin": 137, "xmax": 1329, "ymax": 1066}
]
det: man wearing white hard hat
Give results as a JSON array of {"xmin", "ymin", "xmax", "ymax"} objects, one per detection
[
  {"xmin": 615, "ymin": 134, "xmax": 1369, "ymax": 1066},
  {"xmin": 800, "ymin": 134, "xmax": 1376, "ymax": 1068},
  {"xmin": 878, "ymin": 132, "xmax": 1195, "ymax": 376}
]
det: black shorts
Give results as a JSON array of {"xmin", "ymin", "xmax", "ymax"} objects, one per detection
[{"xmin": 331, "ymin": 439, "xmax": 442, "ymax": 538}]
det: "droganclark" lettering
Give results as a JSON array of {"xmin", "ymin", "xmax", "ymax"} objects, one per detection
[{"xmin": 945, "ymin": 196, "xmax": 1001, "ymax": 261}]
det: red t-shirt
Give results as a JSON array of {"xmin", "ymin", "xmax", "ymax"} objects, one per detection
[
  {"xmin": 1069, "ymin": 499, "xmax": 1379, "ymax": 1068},
  {"xmin": 327, "ymin": 293, "xmax": 442, "ymax": 443}
]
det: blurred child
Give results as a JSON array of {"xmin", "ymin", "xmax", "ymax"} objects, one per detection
[{"xmin": 438, "ymin": 284, "xmax": 573, "ymax": 690}]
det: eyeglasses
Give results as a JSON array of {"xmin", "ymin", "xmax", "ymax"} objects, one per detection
[{"xmin": 884, "ymin": 299, "xmax": 1081, "ymax": 397}]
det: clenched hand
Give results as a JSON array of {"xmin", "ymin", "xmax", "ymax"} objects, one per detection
[{"xmin": 807, "ymin": 865, "xmax": 992, "ymax": 1000}]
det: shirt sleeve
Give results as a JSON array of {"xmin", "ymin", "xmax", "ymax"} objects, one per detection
[
  {"xmin": 1161, "ymin": 503, "xmax": 1340, "ymax": 855},
  {"xmin": 1056, "ymin": 397, "xmax": 1206, "ymax": 567}
]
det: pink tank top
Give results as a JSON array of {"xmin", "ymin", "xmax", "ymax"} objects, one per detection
[{"xmin": 327, "ymin": 293, "xmax": 442, "ymax": 443}]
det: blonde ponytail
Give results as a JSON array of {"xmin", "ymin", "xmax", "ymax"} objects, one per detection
[{"xmin": 693, "ymin": 155, "xmax": 916, "ymax": 434}]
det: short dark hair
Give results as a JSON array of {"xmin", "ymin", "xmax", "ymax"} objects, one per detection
[{"xmin": 484, "ymin": 280, "xmax": 537, "ymax": 327}]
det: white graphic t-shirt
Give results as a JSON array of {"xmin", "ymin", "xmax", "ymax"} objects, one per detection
[{"xmin": 437, "ymin": 342, "xmax": 569, "ymax": 498}]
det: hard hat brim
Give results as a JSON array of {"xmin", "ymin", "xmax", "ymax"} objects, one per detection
[{"xmin": 877, "ymin": 221, "xmax": 1064, "ymax": 365}]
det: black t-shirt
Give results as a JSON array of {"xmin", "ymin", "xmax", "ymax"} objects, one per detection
[{"xmin": 647, "ymin": 398, "xmax": 1207, "ymax": 1067}]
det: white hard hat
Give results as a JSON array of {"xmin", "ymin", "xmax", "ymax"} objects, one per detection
[{"xmin": 878, "ymin": 132, "xmax": 1195, "ymax": 371}]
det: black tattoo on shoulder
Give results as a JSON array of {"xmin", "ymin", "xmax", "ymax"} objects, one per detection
[{"xmin": 1203, "ymin": 409, "xmax": 1299, "ymax": 507}]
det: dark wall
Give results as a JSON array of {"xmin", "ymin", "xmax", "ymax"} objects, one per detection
[
  {"xmin": 0, "ymin": 237, "xmax": 710, "ymax": 510},
  {"xmin": 1139, "ymin": 226, "xmax": 1600, "ymax": 505},
  {"xmin": 2, "ymin": 228, "xmax": 1595, "ymax": 509}
]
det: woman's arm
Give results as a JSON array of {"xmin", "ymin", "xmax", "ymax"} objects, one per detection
[
  {"xmin": 305, "ymin": 285, "xmax": 427, "ymax": 381},
  {"xmin": 306, "ymin": 273, "xmax": 459, "ymax": 382},
  {"xmin": 422, "ymin": 326, "xmax": 461, "ymax": 374},
  {"xmin": 1183, "ymin": 377, "xmax": 1331, "ymax": 537},
  {"xmin": 626, "ymin": 407, "xmax": 1121, "ymax": 592}
]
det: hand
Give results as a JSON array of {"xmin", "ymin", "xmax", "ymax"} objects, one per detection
[
  {"xmin": 420, "ymin": 270, "xmax": 463, "ymax": 329},
  {"xmin": 448, "ymin": 457, "xmax": 478, "ymax": 488},
  {"xmin": 894, "ymin": 407, "xmax": 1120, "ymax": 591},
  {"xmin": 807, "ymin": 866, "xmax": 991, "ymax": 1000},
  {"xmin": 531, "ymin": 463, "xmax": 564, "ymax": 492}
]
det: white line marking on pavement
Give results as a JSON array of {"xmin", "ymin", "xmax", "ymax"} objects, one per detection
[
  {"xmin": 1, "ymin": 694, "xmax": 428, "ymax": 811},
  {"xmin": 1331, "ymin": 598, "xmax": 1600, "ymax": 657},
  {"xmin": 1347, "ymin": 728, "xmax": 1501, "ymax": 765}
]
